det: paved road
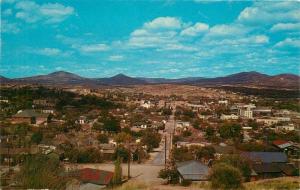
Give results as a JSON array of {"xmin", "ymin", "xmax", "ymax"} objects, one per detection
[{"xmin": 151, "ymin": 112, "xmax": 175, "ymax": 166}]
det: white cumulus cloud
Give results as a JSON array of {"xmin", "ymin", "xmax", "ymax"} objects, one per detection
[
  {"xmin": 180, "ymin": 22, "xmax": 209, "ymax": 36},
  {"xmin": 15, "ymin": 1, "xmax": 74, "ymax": 24}
]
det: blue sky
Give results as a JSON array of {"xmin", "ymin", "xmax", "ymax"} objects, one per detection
[{"xmin": 1, "ymin": 0, "xmax": 300, "ymax": 78}]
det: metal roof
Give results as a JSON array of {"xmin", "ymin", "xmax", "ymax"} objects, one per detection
[
  {"xmin": 240, "ymin": 152, "xmax": 287, "ymax": 163},
  {"xmin": 176, "ymin": 160, "xmax": 209, "ymax": 181}
]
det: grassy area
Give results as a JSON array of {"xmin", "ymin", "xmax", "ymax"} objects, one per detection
[
  {"xmin": 109, "ymin": 177, "xmax": 300, "ymax": 190},
  {"xmin": 244, "ymin": 177, "xmax": 300, "ymax": 190}
]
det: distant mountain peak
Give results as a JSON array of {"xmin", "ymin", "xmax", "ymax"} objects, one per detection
[{"xmin": 111, "ymin": 73, "xmax": 130, "ymax": 78}]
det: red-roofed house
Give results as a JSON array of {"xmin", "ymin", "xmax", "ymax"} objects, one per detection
[
  {"xmin": 68, "ymin": 168, "xmax": 114, "ymax": 186},
  {"xmin": 273, "ymin": 140, "xmax": 292, "ymax": 149}
]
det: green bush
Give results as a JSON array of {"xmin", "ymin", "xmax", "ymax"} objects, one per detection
[
  {"xmin": 158, "ymin": 168, "xmax": 179, "ymax": 184},
  {"xmin": 210, "ymin": 163, "xmax": 243, "ymax": 189}
]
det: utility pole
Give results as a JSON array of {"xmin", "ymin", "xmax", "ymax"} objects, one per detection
[
  {"xmin": 127, "ymin": 148, "xmax": 131, "ymax": 179},
  {"xmin": 164, "ymin": 135, "xmax": 167, "ymax": 169}
]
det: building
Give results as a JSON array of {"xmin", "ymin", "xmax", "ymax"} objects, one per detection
[
  {"xmin": 176, "ymin": 160, "xmax": 209, "ymax": 182},
  {"xmin": 140, "ymin": 100, "xmax": 152, "ymax": 109},
  {"xmin": 240, "ymin": 152, "xmax": 287, "ymax": 163},
  {"xmin": 275, "ymin": 124, "xmax": 295, "ymax": 131},
  {"xmin": 253, "ymin": 107, "xmax": 272, "ymax": 115},
  {"xmin": 272, "ymin": 140, "xmax": 293, "ymax": 150},
  {"xmin": 237, "ymin": 104, "xmax": 256, "ymax": 119},
  {"xmin": 218, "ymin": 100, "xmax": 228, "ymax": 105},
  {"xmin": 78, "ymin": 116, "xmax": 88, "ymax": 125},
  {"xmin": 11, "ymin": 109, "xmax": 49, "ymax": 125},
  {"xmin": 66, "ymin": 168, "xmax": 114, "ymax": 189},
  {"xmin": 240, "ymin": 152, "xmax": 296, "ymax": 180},
  {"xmin": 220, "ymin": 114, "xmax": 239, "ymax": 120},
  {"xmin": 256, "ymin": 118, "xmax": 279, "ymax": 126}
]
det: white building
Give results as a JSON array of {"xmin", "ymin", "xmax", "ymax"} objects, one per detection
[
  {"xmin": 256, "ymin": 118, "xmax": 279, "ymax": 126},
  {"xmin": 218, "ymin": 100, "xmax": 228, "ymax": 105},
  {"xmin": 237, "ymin": 104, "xmax": 256, "ymax": 119},
  {"xmin": 276, "ymin": 124, "xmax": 295, "ymax": 131},
  {"xmin": 220, "ymin": 114, "xmax": 239, "ymax": 120},
  {"xmin": 140, "ymin": 100, "xmax": 152, "ymax": 109}
]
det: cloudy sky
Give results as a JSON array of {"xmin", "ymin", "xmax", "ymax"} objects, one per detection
[{"xmin": 1, "ymin": 0, "xmax": 300, "ymax": 78}]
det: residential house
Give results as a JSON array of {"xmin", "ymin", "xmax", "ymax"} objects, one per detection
[
  {"xmin": 240, "ymin": 151, "xmax": 296, "ymax": 180},
  {"xmin": 66, "ymin": 168, "xmax": 114, "ymax": 189},
  {"xmin": 176, "ymin": 160, "xmax": 209, "ymax": 183},
  {"xmin": 78, "ymin": 116, "xmax": 88, "ymax": 125},
  {"xmin": 11, "ymin": 109, "xmax": 49, "ymax": 125}
]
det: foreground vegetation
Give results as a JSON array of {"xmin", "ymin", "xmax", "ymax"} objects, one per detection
[{"xmin": 110, "ymin": 177, "xmax": 300, "ymax": 190}]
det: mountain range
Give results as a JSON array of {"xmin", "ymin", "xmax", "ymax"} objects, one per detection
[{"xmin": 1, "ymin": 71, "xmax": 299, "ymax": 89}]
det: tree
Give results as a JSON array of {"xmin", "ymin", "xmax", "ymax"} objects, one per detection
[
  {"xmin": 113, "ymin": 146, "xmax": 129, "ymax": 162},
  {"xmin": 210, "ymin": 163, "xmax": 243, "ymax": 189},
  {"xmin": 114, "ymin": 132, "xmax": 132, "ymax": 144},
  {"xmin": 192, "ymin": 119, "xmax": 200, "ymax": 129},
  {"xmin": 141, "ymin": 129, "xmax": 161, "ymax": 151},
  {"xmin": 102, "ymin": 117, "xmax": 121, "ymax": 132},
  {"xmin": 217, "ymin": 155, "xmax": 251, "ymax": 182},
  {"xmin": 97, "ymin": 134, "xmax": 109, "ymax": 143},
  {"xmin": 17, "ymin": 154, "xmax": 66, "ymax": 189},
  {"xmin": 172, "ymin": 147, "xmax": 193, "ymax": 162},
  {"xmin": 158, "ymin": 168, "xmax": 179, "ymax": 184},
  {"xmin": 195, "ymin": 146, "xmax": 215, "ymax": 160},
  {"xmin": 31, "ymin": 131, "xmax": 43, "ymax": 144},
  {"xmin": 219, "ymin": 123, "xmax": 242, "ymax": 140},
  {"xmin": 205, "ymin": 126, "xmax": 215, "ymax": 140},
  {"xmin": 112, "ymin": 157, "xmax": 122, "ymax": 185}
]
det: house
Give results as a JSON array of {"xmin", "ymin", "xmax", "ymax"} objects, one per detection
[
  {"xmin": 272, "ymin": 140, "xmax": 293, "ymax": 150},
  {"xmin": 78, "ymin": 116, "xmax": 88, "ymax": 125},
  {"xmin": 250, "ymin": 163, "xmax": 297, "ymax": 180},
  {"xmin": 272, "ymin": 140, "xmax": 300, "ymax": 158},
  {"xmin": 240, "ymin": 151, "xmax": 296, "ymax": 181},
  {"xmin": 140, "ymin": 100, "xmax": 152, "ymax": 109},
  {"xmin": 11, "ymin": 109, "xmax": 49, "ymax": 125},
  {"xmin": 67, "ymin": 168, "xmax": 114, "ymax": 189},
  {"xmin": 240, "ymin": 152, "xmax": 287, "ymax": 163},
  {"xmin": 176, "ymin": 160, "xmax": 209, "ymax": 182},
  {"xmin": 256, "ymin": 118, "xmax": 279, "ymax": 126},
  {"xmin": 218, "ymin": 100, "xmax": 228, "ymax": 105},
  {"xmin": 275, "ymin": 124, "xmax": 295, "ymax": 131}
]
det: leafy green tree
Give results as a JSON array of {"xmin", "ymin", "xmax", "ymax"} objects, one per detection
[
  {"xmin": 141, "ymin": 129, "xmax": 161, "ymax": 151},
  {"xmin": 31, "ymin": 131, "xmax": 43, "ymax": 144},
  {"xmin": 195, "ymin": 146, "xmax": 215, "ymax": 160},
  {"xmin": 102, "ymin": 117, "xmax": 121, "ymax": 132},
  {"xmin": 112, "ymin": 157, "xmax": 122, "ymax": 185},
  {"xmin": 219, "ymin": 123, "xmax": 242, "ymax": 140},
  {"xmin": 210, "ymin": 163, "xmax": 243, "ymax": 189},
  {"xmin": 217, "ymin": 154, "xmax": 251, "ymax": 182},
  {"xmin": 114, "ymin": 146, "xmax": 129, "ymax": 162}
]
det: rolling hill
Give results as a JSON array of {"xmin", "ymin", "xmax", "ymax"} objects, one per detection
[{"xmin": 1, "ymin": 71, "xmax": 299, "ymax": 89}]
